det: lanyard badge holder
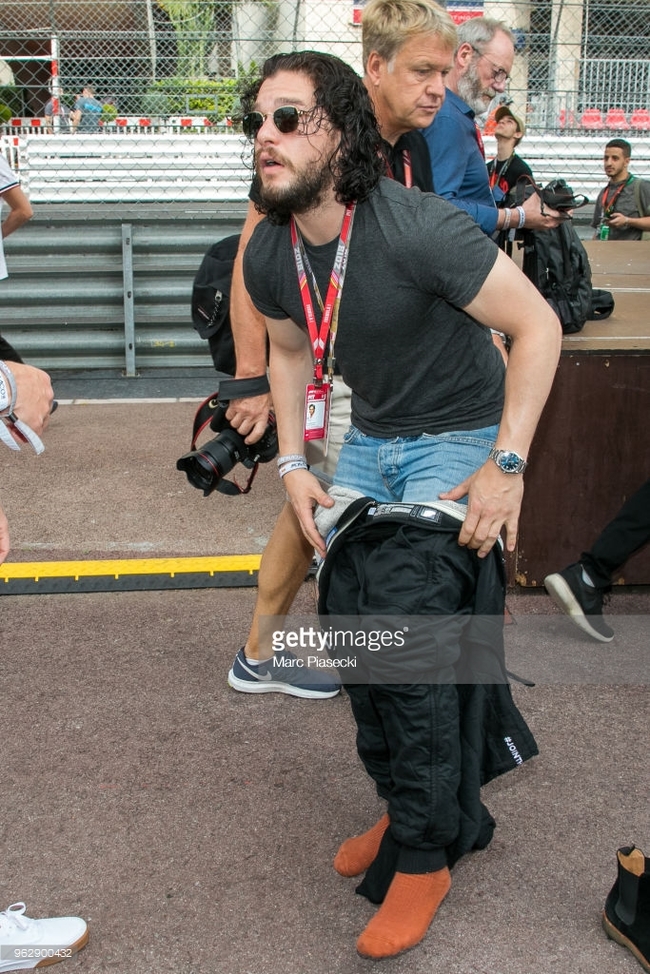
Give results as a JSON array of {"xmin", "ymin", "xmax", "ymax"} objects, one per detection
[{"xmin": 291, "ymin": 202, "xmax": 356, "ymax": 451}]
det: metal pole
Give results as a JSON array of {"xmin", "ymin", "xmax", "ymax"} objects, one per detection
[
  {"xmin": 50, "ymin": 35, "xmax": 61, "ymax": 133},
  {"xmin": 145, "ymin": 0, "xmax": 158, "ymax": 84},
  {"xmin": 122, "ymin": 224, "xmax": 137, "ymax": 377}
]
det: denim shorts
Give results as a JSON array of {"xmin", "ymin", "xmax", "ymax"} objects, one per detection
[{"xmin": 334, "ymin": 424, "xmax": 499, "ymax": 505}]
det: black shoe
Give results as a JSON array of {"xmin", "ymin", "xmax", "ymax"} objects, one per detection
[
  {"xmin": 602, "ymin": 846, "xmax": 650, "ymax": 972},
  {"xmin": 543, "ymin": 562, "xmax": 614, "ymax": 642}
]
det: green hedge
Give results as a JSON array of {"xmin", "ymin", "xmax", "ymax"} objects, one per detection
[
  {"xmin": 0, "ymin": 86, "xmax": 24, "ymax": 117},
  {"xmin": 143, "ymin": 77, "xmax": 241, "ymax": 122}
]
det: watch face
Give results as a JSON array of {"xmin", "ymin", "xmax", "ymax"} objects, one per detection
[{"xmin": 499, "ymin": 451, "xmax": 523, "ymax": 472}]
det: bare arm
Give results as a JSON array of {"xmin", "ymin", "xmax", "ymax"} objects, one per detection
[
  {"xmin": 496, "ymin": 191, "xmax": 565, "ymax": 232},
  {"xmin": 0, "ymin": 362, "xmax": 53, "ymax": 562},
  {"xmin": 266, "ymin": 317, "xmax": 333, "ymax": 557},
  {"xmin": 225, "ymin": 201, "xmax": 273, "ymax": 443},
  {"xmin": 1, "ymin": 185, "xmax": 33, "ymax": 238},
  {"xmin": 440, "ymin": 249, "xmax": 562, "ymax": 555},
  {"xmin": 607, "ymin": 211, "xmax": 650, "ymax": 233},
  {"xmin": 0, "ymin": 504, "xmax": 9, "ymax": 564}
]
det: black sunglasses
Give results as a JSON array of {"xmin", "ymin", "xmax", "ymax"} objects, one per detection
[{"xmin": 241, "ymin": 106, "xmax": 312, "ymax": 141}]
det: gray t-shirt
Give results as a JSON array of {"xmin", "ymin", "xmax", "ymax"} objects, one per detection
[
  {"xmin": 591, "ymin": 176, "xmax": 650, "ymax": 240},
  {"xmin": 244, "ymin": 177, "xmax": 503, "ymax": 437}
]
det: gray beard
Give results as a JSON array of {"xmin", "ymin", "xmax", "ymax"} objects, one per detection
[{"xmin": 457, "ymin": 69, "xmax": 491, "ymax": 116}]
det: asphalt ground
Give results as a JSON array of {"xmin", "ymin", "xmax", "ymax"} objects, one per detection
[{"xmin": 1, "ymin": 370, "xmax": 648, "ymax": 974}]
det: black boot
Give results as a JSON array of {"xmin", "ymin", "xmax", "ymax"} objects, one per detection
[{"xmin": 602, "ymin": 845, "xmax": 650, "ymax": 972}]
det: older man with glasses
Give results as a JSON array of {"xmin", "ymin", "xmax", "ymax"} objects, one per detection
[{"xmin": 421, "ymin": 16, "xmax": 562, "ymax": 237}]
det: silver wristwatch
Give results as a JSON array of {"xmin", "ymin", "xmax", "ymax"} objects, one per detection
[{"xmin": 488, "ymin": 448, "xmax": 528, "ymax": 474}]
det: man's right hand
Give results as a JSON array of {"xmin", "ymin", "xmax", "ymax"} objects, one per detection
[
  {"xmin": 521, "ymin": 192, "xmax": 567, "ymax": 231},
  {"xmin": 282, "ymin": 468, "xmax": 334, "ymax": 558},
  {"xmin": 225, "ymin": 392, "xmax": 273, "ymax": 444},
  {"xmin": 6, "ymin": 361, "xmax": 54, "ymax": 438}
]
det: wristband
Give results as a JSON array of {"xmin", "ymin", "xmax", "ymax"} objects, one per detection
[
  {"xmin": 501, "ymin": 208, "xmax": 512, "ymax": 231},
  {"xmin": 516, "ymin": 206, "xmax": 526, "ymax": 228},
  {"xmin": 277, "ymin": 453, "xmax": 306, "ymax": 468},
  {"xmin": 0, "ymin": 360, "xmax": 45, "ymax": 455},
  {"xmin": 279, "ymin": 459, "xmax": 308, "ymax": 478},
  {"xmin": 0, "ymin": 360, "xmax": 17, "ymax": 416}
]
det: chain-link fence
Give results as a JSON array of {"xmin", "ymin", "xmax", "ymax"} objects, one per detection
[{"xmin": 2, "ymin": 0, "xmax": 650, "ymax": 206}]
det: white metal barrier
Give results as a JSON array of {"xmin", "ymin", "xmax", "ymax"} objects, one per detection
[
  {"xmin": 4, "ymin": 131, "xmax": 650, "ymax": 207},
  {"xmin": 482, "ymin": 135, "xmax": 650, "ymax": 201},
  {"xmin": 9, "ymin": 134, "xmax": 252, "ymax": 204}
]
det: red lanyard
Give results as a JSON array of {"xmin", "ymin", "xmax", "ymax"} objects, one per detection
[
  {"xmin": 382, "ymin": 148, "xmax": 412, "ymax": 188},
  {"xmin": 402, "ymin": 149, "xmax": 412, "ymax": 188},
  {"xmin": 290, "ymin": 202, "xmax": 356, "ymax": 385},
  {"xmin": 602, "ymin": 176, "xmax": 632, "ymax": 216}
]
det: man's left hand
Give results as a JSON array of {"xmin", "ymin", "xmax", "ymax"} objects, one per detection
[
  {"xmin": 439, "ymin": 461, "xmax": 524, "ymax": 557},
  {"xmin": 605, "ymin": 213, "xmax": 628, "ymax": 229}
]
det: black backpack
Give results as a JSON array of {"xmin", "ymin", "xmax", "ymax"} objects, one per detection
[
  {"xmin": 520, "ymin": 221, "xmax": 595, "ymax": 334},
  {"xmin": 191, "ymin": 233, "xmax": 241, "ymax": 374},
  {"xmin": 517, "ymin": 177, "xmax": 614, "ymax": 334}
]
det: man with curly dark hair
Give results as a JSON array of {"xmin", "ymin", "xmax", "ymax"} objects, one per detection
[
  {"xmin": 241, "ymin": 49, "xmax": 561, "ymax": 959},
  {"xmin": 226, "ymin": 0, "xmax": 457, "ymax": 701}
]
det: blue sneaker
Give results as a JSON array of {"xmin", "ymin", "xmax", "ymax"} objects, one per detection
[{"xmin": 227, "ymin": 647, "xmax": 340, "ymax": 699}]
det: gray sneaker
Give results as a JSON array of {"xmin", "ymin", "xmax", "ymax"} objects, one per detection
[
  {"xmin": 228, "ymin": 647, "xmax": 340, "ymax": 698},
  {"xmin": 544, "ymin": 562, "xmax": 614, "ymax": 642}
]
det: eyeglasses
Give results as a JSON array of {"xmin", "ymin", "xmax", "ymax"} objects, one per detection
[
  {"xmin": 470, "ymin": 46, "xmax": 510, "ymax": 84},
  {"xmin": 241, "ymin": 106, "xmax": 313, "ymax": 141}
]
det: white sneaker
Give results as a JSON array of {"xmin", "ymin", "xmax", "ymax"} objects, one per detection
[{"xmin": 0, "ymin": 903, "xmax": 88, "ymax": 971}]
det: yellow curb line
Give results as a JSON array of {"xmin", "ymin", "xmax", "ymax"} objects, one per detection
[{"xmin": 1, "ymin": 555, "xmax": 262, "ymax": 582}]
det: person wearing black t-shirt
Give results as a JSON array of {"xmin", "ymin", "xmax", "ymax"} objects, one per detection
[
  {"xmin": 486, "ymin": 105, "xmax": 533, "ymax": 253},
  {"xmin": 242, "ymin": 50, "xmax": 560, "ymax": 959},
  {"xmin": 224, "ymin": 0, "xmax": 458, "ymax": 700}
]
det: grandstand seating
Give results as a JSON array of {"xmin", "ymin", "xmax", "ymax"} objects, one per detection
[
  {"xmin": 579, "ymin": 108, "xmax": 605, "ymax": 130},
  {"xmin": 604, "ymin": 107, "xmax": 630, "ymax": 130},
  {"xmin": 629, "ymin": 108, "xmax": 650, "ymax": 131},
  {"xmin": 558, "ymin": 109, "xmax": 576, "ymax": 130}
]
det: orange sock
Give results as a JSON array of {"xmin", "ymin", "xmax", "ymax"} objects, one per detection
[
  {"xmin": 356, "ymin": 867, "xmax": 451, "ymax": 959},
  {"xmin": 333, "ymin": 813, "xmax": 390, "ymax": 877}
]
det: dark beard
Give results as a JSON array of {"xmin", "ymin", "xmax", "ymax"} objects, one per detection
[{"xmin": 257, "ymin": 159, "xmax": 333, "ymax": 226}]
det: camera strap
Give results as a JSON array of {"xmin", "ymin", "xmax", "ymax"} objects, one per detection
[
  {"xmin": 216, "ymin": 374, "xmax": 269, "ymax": 400},
  {"xmin": 189, "ymin": 393, "xmax": 260, "ymax": 495},
  {"xmin": 515, "ymin": 174, "xmax": 589, "ymax": 213}
]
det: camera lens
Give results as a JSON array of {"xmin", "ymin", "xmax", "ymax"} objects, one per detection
[{"xmin": 176, "ymin": 431, "xmax": 244, "ymax": 496}]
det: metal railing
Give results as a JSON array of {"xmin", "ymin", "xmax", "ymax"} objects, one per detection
[{"xmin": 1, "ymin": 211, "xmax": 246, "ymax": 373}]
